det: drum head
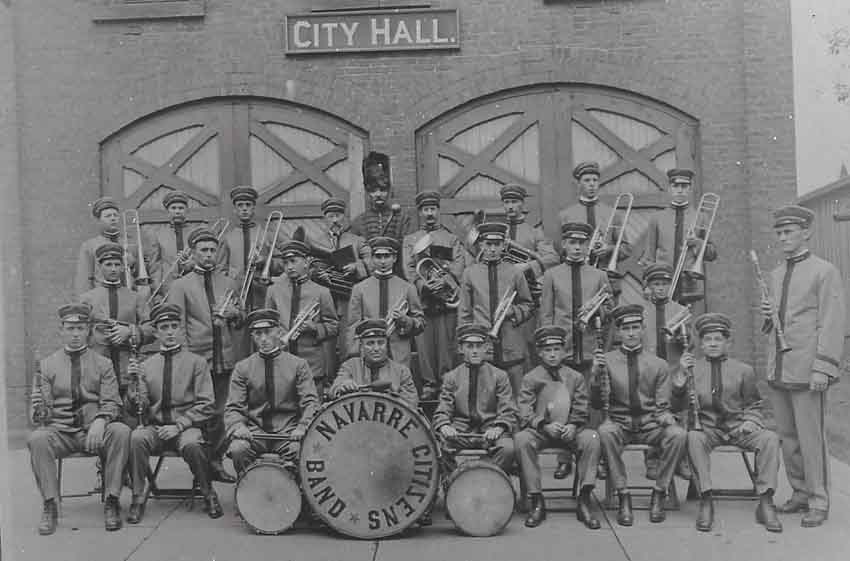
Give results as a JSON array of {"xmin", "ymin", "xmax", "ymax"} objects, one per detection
[
  {"xmin": 235, "ymin": 461, "xmax": 302, "ymax": 535},
  {"xmin": 299, "ymin": 393, "xmax": 440, "ymax": 539},
  {"xmin": 445, "ymin": 460, "xmax": 515, "ymax": 537}
]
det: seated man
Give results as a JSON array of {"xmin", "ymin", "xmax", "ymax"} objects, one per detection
[
  {"xmin": 432, "ymin": 323, "xmax": 517, "ymax": 477},
  {"xmin": 593, "ymin": 304, "xmax": 686, "ymax": 526},
  {"xmin": 331, "ymin": 319, "xmax": 419, "ymax": 408},
  {"xmin": 27, "ymin": 303, "xmax": 131, "ymax": 535},
  {"xmin": 126, "ymin": 303, "xmax": 222, "ymax": 523},
  {"xmin": 224, "ymin": 308, "xmax": 320, "ymax": 475},
  {"xmin": 514, "ymin": 326, "xmax": 602, "ymax": 530},
  {"xmin": 675, "ymin": 312, "xmax": 782, "ymax": 533}
]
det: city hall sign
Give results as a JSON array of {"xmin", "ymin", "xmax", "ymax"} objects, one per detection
[{"xmin": 284, "ymin": 8, "xmax": 460, "ymax": 54}]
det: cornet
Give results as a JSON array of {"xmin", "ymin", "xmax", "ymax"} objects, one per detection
[
  {"xmin": 281, "ymin": 302, "xmax": 320, "ymax": 348},
  {"xmin": 662, "ymin": 306, "xmax": 693, "ymax": 340},
  {"xmin": 385, "ymin": 296, "xmax": 410, "ymax": 337},
  {"xmin": 576, "ymin": 288, "xmax": 610, "ymax": 331},
  {"xmin": 669, "ymin": 193, "xmax": 720, "ymax": 300},
  {"xmin": 122, "ymin": 209, "xmax": 151, "ymax": 289},
  {"xmin": 488, "ymin": 287, "xmax": 517, "ymax": 339}
]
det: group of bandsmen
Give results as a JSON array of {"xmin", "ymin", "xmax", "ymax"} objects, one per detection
[{"xmin": 28, "ymin": 152, "xmax": 845, "ymax": 538}]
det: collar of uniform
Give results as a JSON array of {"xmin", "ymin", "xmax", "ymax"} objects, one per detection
[
  {"xmin": 424, "ymin": 223, "xmax": 440, "ymax": 232},
  {"xmin": 64, "ymin": 345, "xmax": 88, "ymax": 356},
  {"xmin": 290, "ymin": 274, "xmax": 309, "ymax": 286},
  {"xmin": 364, "ymin": 358, "xmax": 388, "ymax": 369},
  {"xmin": 170, "ymin": 218, "xmax": 186, "ymax": 227},
  {"xmin": 100, "ymin": 278, "xmax": 122, "ymax": 288},
  {"xmin": 579, "ymin": 196, "xmax": 599, "ymax": 206},
  {"xmin": 193, "ymin": 265, "xmax": 216, "ymax": 275},
  {"xmin": 706, "ymin": 354, "xmax": 728, "ymax": 363},
  {"xmin": 671, "ymin": 201, "xmax": 689, "ymax": 210},
  {"xmin": 544, "ymin": 365, "xmax": 562, "ymax": 380},
  {"xmin": 651, "ymin": 296, "xmax": 669, "ymax": 305},
  {"xmin": 787, "ymin": 250, "xmax": 811, "ymax": 264},
  {"xmin": 101, "ymin": 228, "xmax": 121, "ymax": 242},
  {"xmin": 239, "ymin": 220, "xmax": 256, "ymax": 229},
  {"xmin": 260, "ymin": 347, "xmax": 282, "ymax": 360},
  {"xmin": 507, "ymin": 216, "xmax": 524, "ymax": 225},
  {"xmin": 159, "ymin": 344, "xmax": 181, "ymax": 355},
  {"xmin": 483, "ymin": 256, "xmax": 503, "ymax": 265},
  {"xmin": 372, "ymin": 270, "xmax": 393, "ymax": 280},
  {"xmin": 619, "ymin": 344, "xmax": 643, "ymax": 356},
  {"xmin": 565, "ymin": 257, "xmax": 584, "ymax": 265}
]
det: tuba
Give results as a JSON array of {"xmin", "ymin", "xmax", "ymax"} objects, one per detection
[
  {"xmin": 669, "ymin": 193, "xmax": 720, "ymax": 300},
  {"xmin": 122, "ymin": 209, "xmax": 151, "ymax": 289}
]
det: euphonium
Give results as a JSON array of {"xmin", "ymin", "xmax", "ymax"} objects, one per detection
[
  {"xmin": 281, "ymin": 301, "xmax": 320, "ymax": 348},
  {"xmin": 415, "ymin": 257, "xmax": 460, "ymax": 309},
  {"xmin": 385, "ymin": 296, "xmax": 410, "ymax": 337},
  {"xmin": 122, "ymin": 209, "xmax": 151, "ymax": 289},
  {"xmin": 669, "ymin": 193, "xmax": 720, "ymax": 300}
]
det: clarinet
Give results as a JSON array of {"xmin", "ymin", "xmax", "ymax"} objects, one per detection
[
  {"xmin": 129, "ymin": 331, "xmax": 144, "ymax": 427},
  {"xmin": 680, "ymin": 324, "xmax": 703, "ymax": 431},
  {"xmin": 594, "ymin": 316, "xmax": 610, "ymax": 422},
  {"xmin": 32, "ymin": 370, "xmax": 51, "ymax": 427}
]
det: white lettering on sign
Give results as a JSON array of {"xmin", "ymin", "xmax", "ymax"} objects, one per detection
[
  {"xmin": 372, "ymin": 17, "xmax": 390, "ymax": 45},
  {"xmin": 293, "ymin": 20, "xmax": 311, "ymax": 48},
  {"xmin": 432, "ymin": 18, "xmax": 449, "ymax": 44},
  {"xmin": 414, "ymin": 20, "xmax": 431, "ymax": 44},
  {"xmin": 340, "ymin": 21, "xmax": 359, "ymax": 46},
  {"xmin": 392, "ymin": 20, "xmax": 412, "ymax": 45}
]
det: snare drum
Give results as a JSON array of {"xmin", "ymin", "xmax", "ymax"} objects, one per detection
[
  {"xmin": 299, "ymin": 392, "xmax": 440, "ymax": 539},
  {"xmin": 445, "ymin": 459, "xmax": 515, "ymax": 537},
  {"xmin": 235, "ymin": 454, "xmax": 302, "ymax": 535}
]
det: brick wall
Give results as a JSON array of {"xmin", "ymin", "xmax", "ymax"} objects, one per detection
[{"xmin": 5, "ymin": 0, "xmax": 797, "ymax": 441}]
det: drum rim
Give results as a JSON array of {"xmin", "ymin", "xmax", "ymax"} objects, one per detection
[
  {"xmin": 298, "ymin": 391, "xmax": 440, "ymax": 539},
  {"xmin": 445, "ymin": 460, "xmax": 515, "ymax": 537},
  {"xmin": 235, "ymin": 459, "xmax": 302, "ymax": 535}
]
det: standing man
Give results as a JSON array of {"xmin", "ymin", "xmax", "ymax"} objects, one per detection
[
  {"xmin": 126, "ymin": 303, "xmax": 222, "ymax": 522},
  {"xmin": 224, "ymin": 308, "xmax": 319, "ymax": 475},
  {"xmin": 167, "ymin": 227, "xmax": 242, "ymax": 483},
  {"xmin": 459, "ymin": 222, "xmax": 535, "ymax": 397},
  {"xmin": 674, "ymin": 313, "xmax": 782, "ymax": 533},
  {"xmin": 641, "ymin": 169, "xmax": 716, "ymax": 304},
  {"xmin": 80, "ymin": 243, "xmax": 154, "ymax": 402},
  {"xmin": 761, "ymin": 205, "xmax": 845, "ymax": 527},
  {"xmin": 265, "ymin": 240, "xmax": 339, "ymax": 395},
  {"xmin": 349, "ymin": 151, "xmax": 415, "ymax": 277},
  {"xmin": 558, "ymin": 162, "xmax": 632, "ymax": 299},
  {"xmin": 403, "ymin": 190, "xmax": 469, "ymax": 398},
  {"xmin": 147, "ymin": 191, "xmax": 196, "ymax": 306},
  {"xmin": 514, "ymin": 326, "xmax": 602, "ymax": 529},
  {"xmin": 594, "ymin": 304, "xmax": 687, "ymax": 526},
  {"xmin": 433, "ymin": 323, "xmax": 517, "ymax": 479},
  {"xmin": 347, "ymin": 236, "xmax": 425, "ymax": 371}
]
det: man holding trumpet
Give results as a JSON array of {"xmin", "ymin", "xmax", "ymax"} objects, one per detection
[
  {"xmin": 758, "ymin": 205, "xmax": 845, "ymax": 527},
  {"xmin": 266, "ymin": 240, "xmax": 338, "ymax": 395},
  {"xmin": 147, "ymin": 191, "xmax": 197, "ymax": 306}
]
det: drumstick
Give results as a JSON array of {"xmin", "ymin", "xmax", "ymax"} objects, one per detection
[
  {"xmin": 357, "ymin": 380, "xmax": 393, "ymax": 393},
  {"xmin": 453, "ymin": 432, "xmax": 486, "ymax": 439},
  {"xmin": 249, "ymin": 432, "xmax": 300, "ymax": 442}
]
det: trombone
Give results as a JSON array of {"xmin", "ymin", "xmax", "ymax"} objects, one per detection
[
  {"xmin": 238, "ymin": 210, "xmax": 284, "ymax": 307},
  {"xmin": 601, "ymin": 193, "xmax": 633, "ymax": 273},
  {"xmin": 122, "ymin": 209, "xmax": 151, "ymax": 289},
  {"xmin": 669, "ymin": 193, "xmax": 720, "ymax": 300}
]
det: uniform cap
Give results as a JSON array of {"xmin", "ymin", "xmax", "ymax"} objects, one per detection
[
  {"xmin": 414, "ymin": 191, "xmax": 441, "ymax": 209},
  {"xmin": 561, "ymin": 222, "xmax": 594, "ymax": 240},
  {"xmin": 58, "ymin": 302, "xmax": 93, "ymax": 324},
  {"xmin": 535, "ymin": 325, "xmax": 567, "ymax": 347},
  {"xmin": 643, "ymin": 263, "xmax": 674, "ymax": 284},
  {"xmin": 611, "ymin": 304, "xmax": 645, "ymax": 326},
  {"xmin": 150, "ymin": 303, "xmax": 182, "ymax": 325},
  {"xmin": 573, "ymin": 161, "xmax": 601, "ymax": 180},
  {"xmin": 95, "ymin": 242, "xmax": 124, "ymax": 263},
  {"xmin": 229, "ymin": 185, "xmax": 258, "ymax": 204},
  {"xmin": 773, "ymin": 205, "xmax": 814, "ymax": 228},
  {"xmin": 162, "ymin": 191, "xmax": 190, "ymax": 209},
  {"xmin": 694, "ymin": 312, "xmax": 731, "ymax": 337},
  {"xmin": 321, "ymin": 197, "xmax": 346, "ymax": 215},
  {"xmin": 280, "ymin": 240, "xmax": 309, "ymax": 259},
  {"xmin": 477, "ymin": 222, "xmax": 508, "ymax": 241},
  {"xmin": 187, "ymin": 227, "xmax": 219, "ymax": 248},
  {"xmin": 369, "ymin": 236, "xmax": 400, "ymax": 255},
  {"xmin": 500, "ymin": 184, "xmax": 527, "ymax": 201},
  {"xmin": 666, "ymin": 168, "xmax": 694, "ymax": 184},
  {"xmin": 355, "ymin": 318, "xmax": 388, "ymax": 339},
  {"xmin": 456, "ymin": 323, "xmax": 489, "ymax": 344},
  {"xmin": 246, "ymin": 308, "xmax": 281, "ymax": 330},
  {"xmin": 91, "ymin": 197, "xmax": 119, "ymax": 218}
]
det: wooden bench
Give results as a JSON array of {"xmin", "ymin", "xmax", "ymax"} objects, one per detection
[
  {"xmin": 685, "ymin": 444, "xmax": 759, "ymax": 500},
  {"xmin": 602, "ymin": 444, "xmax": 680, "ymax": 510}
]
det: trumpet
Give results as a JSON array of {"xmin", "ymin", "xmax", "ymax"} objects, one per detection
[
  {"xmin": 669, "ymin": 193, "xmax": 720, "ymax": 300},
  {"xmin": 122, "ymin": 209, "xmax": 151, "ymax": 289},
  {"xmin": 488, "ymin": 287, "xmax": 517, "ymax": 339},
  {"xmin": 281, "ymin": 301, "xmax": 320, "ymax": 348},
  {"xmin": 577, "ymin": 287, "xmax": 610, "ymax": 331},
  {"xmin": 385, "ymin": 296, "xmax": 410, "ymax": 337},
  {"xmin": 750, "ymin": 250, "xmax": 791, "ymax": 353},
  {"xmin": 31, "ymin": 369, "xmax": 51, "ymax": 427},
  {"xmin": 238, "ymin": 211, "xmax": 284, "ymax": 306},
  {"xmin": 662, "ymin": 306, "xmax": 693, "ymax": 340},
  {"xmin": 415, "ymin": 257, "xmax": 461, "ymax": 309}
]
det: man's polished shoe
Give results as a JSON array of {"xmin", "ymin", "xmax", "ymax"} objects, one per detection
[
  {"xmin": 127, "ymin": 499, "xmax": 146, "ymax": 524},
  {"xmin": 209, "ymin": 461, "xmax": 236, "ymax": 484},
  {"xmin": 617, "ymin": 492, "xmax": 633, "ymax": 526},
  {"xmin": 776, "ymin": 497, "xmax": 808, "ymax": 514},
  {"xmin": 204, "ymin": 491, "xmax": 224, "ymax": 519},
  {"xmin": 524, "ymin": 494, "xmax": 546, "ymax": 528},
  {"xmin": 696, "ymin": 492, "xmax": 714, "ymax": 532},
  {"xmin": 38, "ymin": 499, "xmax": 58, "ymax": 536},
  {"xmin": 553, "ymin": 461, "xmax": 572, "ymax": 480},
  {"xmin": 576, "ymin": 488, "xmax": 600, "ymax": 530},
  {"xmin": 755, "ymin": 495, "xmax": 783, "ymax": 532},
  {"xmin": 801, "ymin": 508, "xmax": 828, "ymax": 528},
  {"xmin": 104, "ymin": 495, "xmax": 122, "ymax": 532},
  {"xmin": 649, "ymin": 489, "xmax": 666, "ymax": 523}
]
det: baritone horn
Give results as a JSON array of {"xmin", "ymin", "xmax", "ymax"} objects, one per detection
[
  {"xmin": 122, "ymin": 209, "xmax": 151, "ymax": 288},
  {"xmin": 416, "ymin": 257, "xmax": 460, "ymax": 308},
  {"xmin": 669, "ymin": 193, "xmax": 720, "ymax": 300}
]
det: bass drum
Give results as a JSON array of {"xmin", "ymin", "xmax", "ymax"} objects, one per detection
[
  {"xmin": 445, "ymin": 459, "xmax": 515, "ymax": 537},
  {"xmin": 235, "ymin": 454, "xmax": 302, "ymax": 535},
  {"xmin": 299, "ymin": 392, "xmax": 441, "ymax": 539}
]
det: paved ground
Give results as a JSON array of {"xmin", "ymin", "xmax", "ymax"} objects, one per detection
[{"xmin": 2, "ymin": 450, "xmax": 848, "ymax": 561}]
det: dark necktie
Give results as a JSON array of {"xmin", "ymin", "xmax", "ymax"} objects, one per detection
[
  {"xmin": 626, "ymin": 349, "xmax": 641, "ymax": 424},
  {"xmin": 174, "ymin": 223, "xmax": 184, "ymax": 252},
  {"xmin": 487, "ymin": 262, "xmax": 502, "ymax": 364},
  {"xmin": 584, "ymin": 202, "xmax": 596, "ymax": 229},
  {"xmin": 654, "ymin": 299, "xmax": 667, "ymax": 360},
  {"xmin": 161, "ymin": 351, "xmax": 173, "ymax": 424},
  {"xmin": 468, "ymin": 365, "xmax": 481, "ymax": 429},
  {"xmin": 508, "ymin": 221, "xmax": 517, "ymax": 241},
  {"xmin": 709, "ymin": 358, "xmax": 724, "ymax": 418},
  {"xmin": 369, "ymin": 364, "xmax": 381, "ymax": 384},
  {"xmin": 241, "ymin": 223, "xmax": 252, "ymax": 272},
  {"xmin": 203, "ymin": 271, "xmax": 222, "ymax": 375},
  {"xmin": 107, "ymin": 285, "xmax": 122, "ymax": 384},
  {"xmin": 331, "ymin": 229, "xmax": 340, "ymax": 250},
  {"xmin": 379, "ymin": 277, "xmax": 389, "ymax": 319},
  {"xmin": 673, "ymin": 206, "xmax": 685, "ymax": 267},
  {"xmin": 570, "ymin": 262, "xmax": 583, "ymax": 364},
  {"xmin": 289, "ymin": 280, "xmax": 302, "ymax": 355},
  {"xmin": 68, "ymin": 349, "xmax": 83, "ymax": 426},
  {"xmin": 263, "ymin": 354, "xmax": 276, "ymax": 432},
  {"xmin": 775, "ymin": 252, "xmax": 806, "ymax": 381}
]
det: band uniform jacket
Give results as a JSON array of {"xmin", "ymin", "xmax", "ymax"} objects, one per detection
[
  {"xmin": 517, "ymin": 364, "xmax": 590, "ymax": 431},
  {"xmin": 80, "ymin": 282, "xmax": 155, "ymax": 388},
  {"xmin": 642, "ymin": 297, "xmax": 688, "ymax": 364},
  {"xmin": 459, "ymin": 260, "xmax": 535, "ymax": 366},
  {"xmin": 265, "ymin": 277, "xmax": 339, "ymax": 380},
  {"xmin": 349, "ymin": 202, "xmax": 415, "ymax": 244},
  {"xmin": 75, "ymin": 231, "xmax": 150, "ymax": 294},
  {"xmin": 671, "ymin": 356, "xmax": 765, "ymax": 432},
  {"xmin": 147, "ymin": 221, "xmax": 203, "ymax": 294},
  {"xmin": 402, "ymin": 226, "xmax": 469, "ymax": 313},
  {"xmin": 640, "ymin": 205, "xmax": 717, "ymax": 267},
  {"xmin": 764, "ymin": 251, "xmax": 846, "ymax": 388},
  {"xmin": 504, "ymin": 219, "xmax": 560, "ymax": 277},
  {"xmin": 31, "ymin": 347, "xmax": 121, "ymax": 432},
  {"xmin": 167, "ymin": 268, "xmax": 241, "ymax": 371},
  {"xmin": 219, "ymin": 222, "xmax": 286, "ymax": 303},
  {"xmin": 137, "ymin": 347, "xmax": 216, "ymax": 431},
  {"xmin": 330, "ymin": 357, "xmax": 419, "ymax": 408},
  {"xmin": 558, "ymin": 200, "xmax": 633, "ymax": 264},
  {"xmin": 224, "ymin": 351, "xmax": 320, "ymax": 435},
  {"xmin": 307, "ymin": 227, "xmax": 372, "ymax": 295},
  {"xmin": 432, "ymin": 363, "xmax": 517, "ymax": 433},
  {"xmin": 590, "ymin": 347, "xmax": 672, "ymax": 430},
  {"xmin": 539, "ymin": 262, "xmax": 612, "ymax": 362},
  {"xmin": 346, "ymin": 275, "xmax": 425, "ymax": 364}
]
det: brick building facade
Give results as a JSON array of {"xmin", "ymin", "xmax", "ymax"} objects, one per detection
[{"xmin": 1, "ymin": 0, "xmax": 797, "ymax": 442}]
